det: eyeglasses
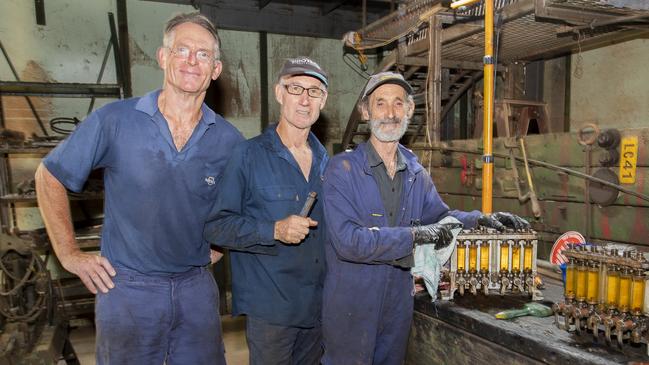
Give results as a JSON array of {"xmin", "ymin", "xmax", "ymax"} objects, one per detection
[
  {"xmin": 282, "ymin": 84, "xmax": 326, "ymax": 98},
  {"xmin": 167, "ymin": 46, "xmax": 217, "ymax": 63}
]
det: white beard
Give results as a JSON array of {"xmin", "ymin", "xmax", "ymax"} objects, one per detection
[{"xmin": 369, "ymin": 116, "xmax": 410, "ymax": 142}]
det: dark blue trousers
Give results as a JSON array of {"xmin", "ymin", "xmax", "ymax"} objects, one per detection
[
  {"xmin": 95, "ymin": 266, "xmax": 225, "ymax": 365},
  {"xmin": 246, "ymin": 316, "xmax": 322, "ymax": 365}
]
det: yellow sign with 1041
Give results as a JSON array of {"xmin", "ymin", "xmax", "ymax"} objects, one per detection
[{"xmin": 619, "ymin": 136, "xmax": 638, "ymax": 184}]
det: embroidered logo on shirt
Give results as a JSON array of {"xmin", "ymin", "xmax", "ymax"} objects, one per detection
[{"xmin": 205, "ymin": 176, "xmax": 215, "ymax": 186}]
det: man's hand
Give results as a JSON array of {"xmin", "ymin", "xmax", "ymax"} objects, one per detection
[
  {"xmin": 210, "ymin": 248, "xmax": 224, "ymax": 264},
  {"xmin": 411, "ymin": 222, "xmax": 463, "ymax": 249},
  {"xmin": 59, "ymin": 250, "xmax": 116, "ymax": 294},
  {"xmin": 274, "ymin": 215, "xmax": 318, "ymax": 244},
  {"xmin": 477, "ymin": 212, "xmax": 530, "ymax": 231}
]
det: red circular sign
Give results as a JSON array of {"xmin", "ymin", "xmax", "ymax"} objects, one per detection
[{"xmin": 550, "ymin": 231, "xmax": 585, "ymax": 264}]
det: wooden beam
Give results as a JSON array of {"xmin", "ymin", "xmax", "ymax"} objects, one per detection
[{"xmin": 427, "ymin": 15, "xmax": 442, "ymax": 144}]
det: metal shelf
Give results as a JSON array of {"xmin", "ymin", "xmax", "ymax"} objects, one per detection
[
  {"xmin": 13, "ymin": 224, "xmax": 102, "ymax": 250},
  {"xmin": 0, "ymin": 81, "xmax": 122, "ymax": 98},
  {"xmin": 1, "ymin": 192, "xmax": 103, "ymax": 203},
  {"xmin": 0, "ymin": 144, "xmax": 56, "ymax": 154}
]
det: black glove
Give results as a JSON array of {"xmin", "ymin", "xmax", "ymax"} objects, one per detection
[
  {"xmin": 411, "ymin": 222, "xmax": 463, "ymax": 249},
  {"xmin": 477, "ymin": 212, "xmax": 530, "ymax": 231}
]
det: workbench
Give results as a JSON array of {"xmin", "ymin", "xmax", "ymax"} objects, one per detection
[{"xmin": 405, "ymin": 278, "xmax": 649, "ymax": 365}]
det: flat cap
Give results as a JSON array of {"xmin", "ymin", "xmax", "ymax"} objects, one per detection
[{"xmin": 362, "ymin": 71, "xmax": 413, "ymax": 99}]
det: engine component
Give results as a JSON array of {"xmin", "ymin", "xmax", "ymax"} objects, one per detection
[
  {"xmin": 441, "ymin": 226, "xmax": 540, "ymax": 300},
  {"xmin": 553, "ymin": 245, "xmax": 649, "ymax": 353},
  {"xmin": 0, "ymin": 234, "xmax": 57, "ymax": 361}
]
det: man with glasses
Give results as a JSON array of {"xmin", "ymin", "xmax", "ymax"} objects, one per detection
[
  {"xmin": 35, "ymin": 13, "xmax": 242, "ymax": 364},
  {"xmin": 204, "ymin": 57, "xmax": 329, "ymax": 365}
]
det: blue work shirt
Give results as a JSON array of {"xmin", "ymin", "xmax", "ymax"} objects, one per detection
[
  {"xmin": 204, "ymin": 124, "xmax": 328, "ymax": 328},
  {"xmin": 321, "ymin": 142, "xmax": 481, "ymax": 364},
  {"xmin": 43, "ymin": 90, "xmax": 244, "ymax": 274}
]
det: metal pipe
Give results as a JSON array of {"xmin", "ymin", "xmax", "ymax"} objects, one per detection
[
  {"xmin": 411, "ymin": 145, "xmax": 649, "ymax": 203},
  {"xmin": 585, "ymin": 145, "xmax": 592, "ymax": 242},
  {"xmin": 108, "ymin": 13, "xmax": 125, "ymax": 99},
  {"xmin": 537, "ymin": 259, "xmax": 559, "ymax": 271},
  {"xmin": 519, "ymin": 138, "xmax": 542, "ymax": 217},
  {"xmin": 482, "ymin": 0, "xmax": 494, "ymax": 214},
  {"xmin": 87, "ymin": 36, "xmax": 114, "ymax": 116}
]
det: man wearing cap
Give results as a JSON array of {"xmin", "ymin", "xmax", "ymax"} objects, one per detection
[
  {"xmin": 204, "ymin": 56, "xmax": 329, "ymax": 365},
  {"xmin": 321, "ymin": 71, "xmax": 530, "ymax": 364}
]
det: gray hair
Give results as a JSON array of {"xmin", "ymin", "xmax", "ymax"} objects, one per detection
[
  {"xmin": 358, "ymin": 94, "xmax": 415, "ymax": 119},
  {"xmin": 163, "ymin": 12, "xmax": 221, "ymax": 60}
]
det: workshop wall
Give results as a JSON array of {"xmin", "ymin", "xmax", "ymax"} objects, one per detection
[
  {"xmin": 266, "ymin": 34, "xmax": 374, "ymax": 152},
  {"xmin": 0, "ymin": 0, "xmax": 119, "ymax": 134},
  {"xmin": 126, "ymin": 1, "xmax": 264, "ymax": 138},
  {"xmin": 569, "ymin": 38, "xmax": 649, "ymax": 131},
  {"xmin": 0, "ymin": 0, "xmax": 372, "ymax": 231},
  {"xmin": 0, "ymin": 0, "xmax": 123, "ymax": 231}
]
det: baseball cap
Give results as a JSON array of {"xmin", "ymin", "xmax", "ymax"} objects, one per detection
[
  {"xmin": 278, "ymin": 57, "xmax": 328, "ymax": 87},
  {"xmin": 362, "ymin": 71, "xmax": 413, "ymax": 99}
]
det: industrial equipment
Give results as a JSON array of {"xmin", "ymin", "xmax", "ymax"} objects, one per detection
[
  {"xmin": 0, "ymin": 233, "xmax": 79, "ymax": 364},
  {"xmin": 442, "ymin": 226, "xmax": 540, "ymax": 300},
  {"xmin": 553, "ymin": 244, "xmax": 649, "ymax": 352}
]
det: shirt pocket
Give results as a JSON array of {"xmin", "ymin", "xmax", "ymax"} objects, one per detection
[
  {"xmin": 188, "ymin": 162, "xmax": 222, "ymax": 200},
  {"xmin": 256, "ymin": 185, "xmax": 299, "ymax": 219}
]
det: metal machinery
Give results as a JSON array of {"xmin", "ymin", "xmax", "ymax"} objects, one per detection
[
  {"xmin": 0, "ymin": 8, "xmax": 127, "ymax": 363},
  {"xmin": 341, "ymin": 0, "xmax": 649, "ymax": 149},
  {"xmin": 553, "ymin": 244, "xmax": 649, "ymax": 351},
  {"xmin": 341, "ymin": 0, "xmax": 649, "ymax": 289},
  {"xmin": 0, "ymin": 233, "xmax": 79, "ymax": 364},
  {"xmin": 443, "ymin": 227, "xmax": 540, "ymax": 300},
  {"xmin": 340, "ymin": 0, "xmax": 649, "ymax": 360}
]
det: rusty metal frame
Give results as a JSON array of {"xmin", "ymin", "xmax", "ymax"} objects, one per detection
[{"xmin": 341, "ymin": 0, "xmax": 649, "ymax": 148}]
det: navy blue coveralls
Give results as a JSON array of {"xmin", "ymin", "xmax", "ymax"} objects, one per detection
[
  {"xmin": 44, "ymin": 90, "xmax": 243, "ymax": 364},
  {"xmin": 204, "ymin": 124, "xmax": 328, "ymax": 363},
  {"xmin": 321, "ymin": 142, "xmax": 480, "ymax": 365}
]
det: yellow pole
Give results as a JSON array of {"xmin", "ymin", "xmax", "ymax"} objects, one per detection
[
  {"xmin": 449, "ymin": 0, "xmax": 494, "ymax": 213},
  {"xmin": 481, "ymin": 0, "xmax": 494, "ymax": 214}
]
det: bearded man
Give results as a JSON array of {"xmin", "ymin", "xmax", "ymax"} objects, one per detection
[{"xmin": 320, "ymin": 72, "xmax": 529, "ymax": 365}]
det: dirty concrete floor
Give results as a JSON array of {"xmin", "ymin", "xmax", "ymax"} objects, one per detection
[{"xmin": 59, "ymin": 315, "xmax": 249, "ymax": 364}]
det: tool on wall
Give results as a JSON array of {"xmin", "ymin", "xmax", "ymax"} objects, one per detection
[{"xmin": 577, "ymin": 123, "xmax": 600, "ymax": 242}]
